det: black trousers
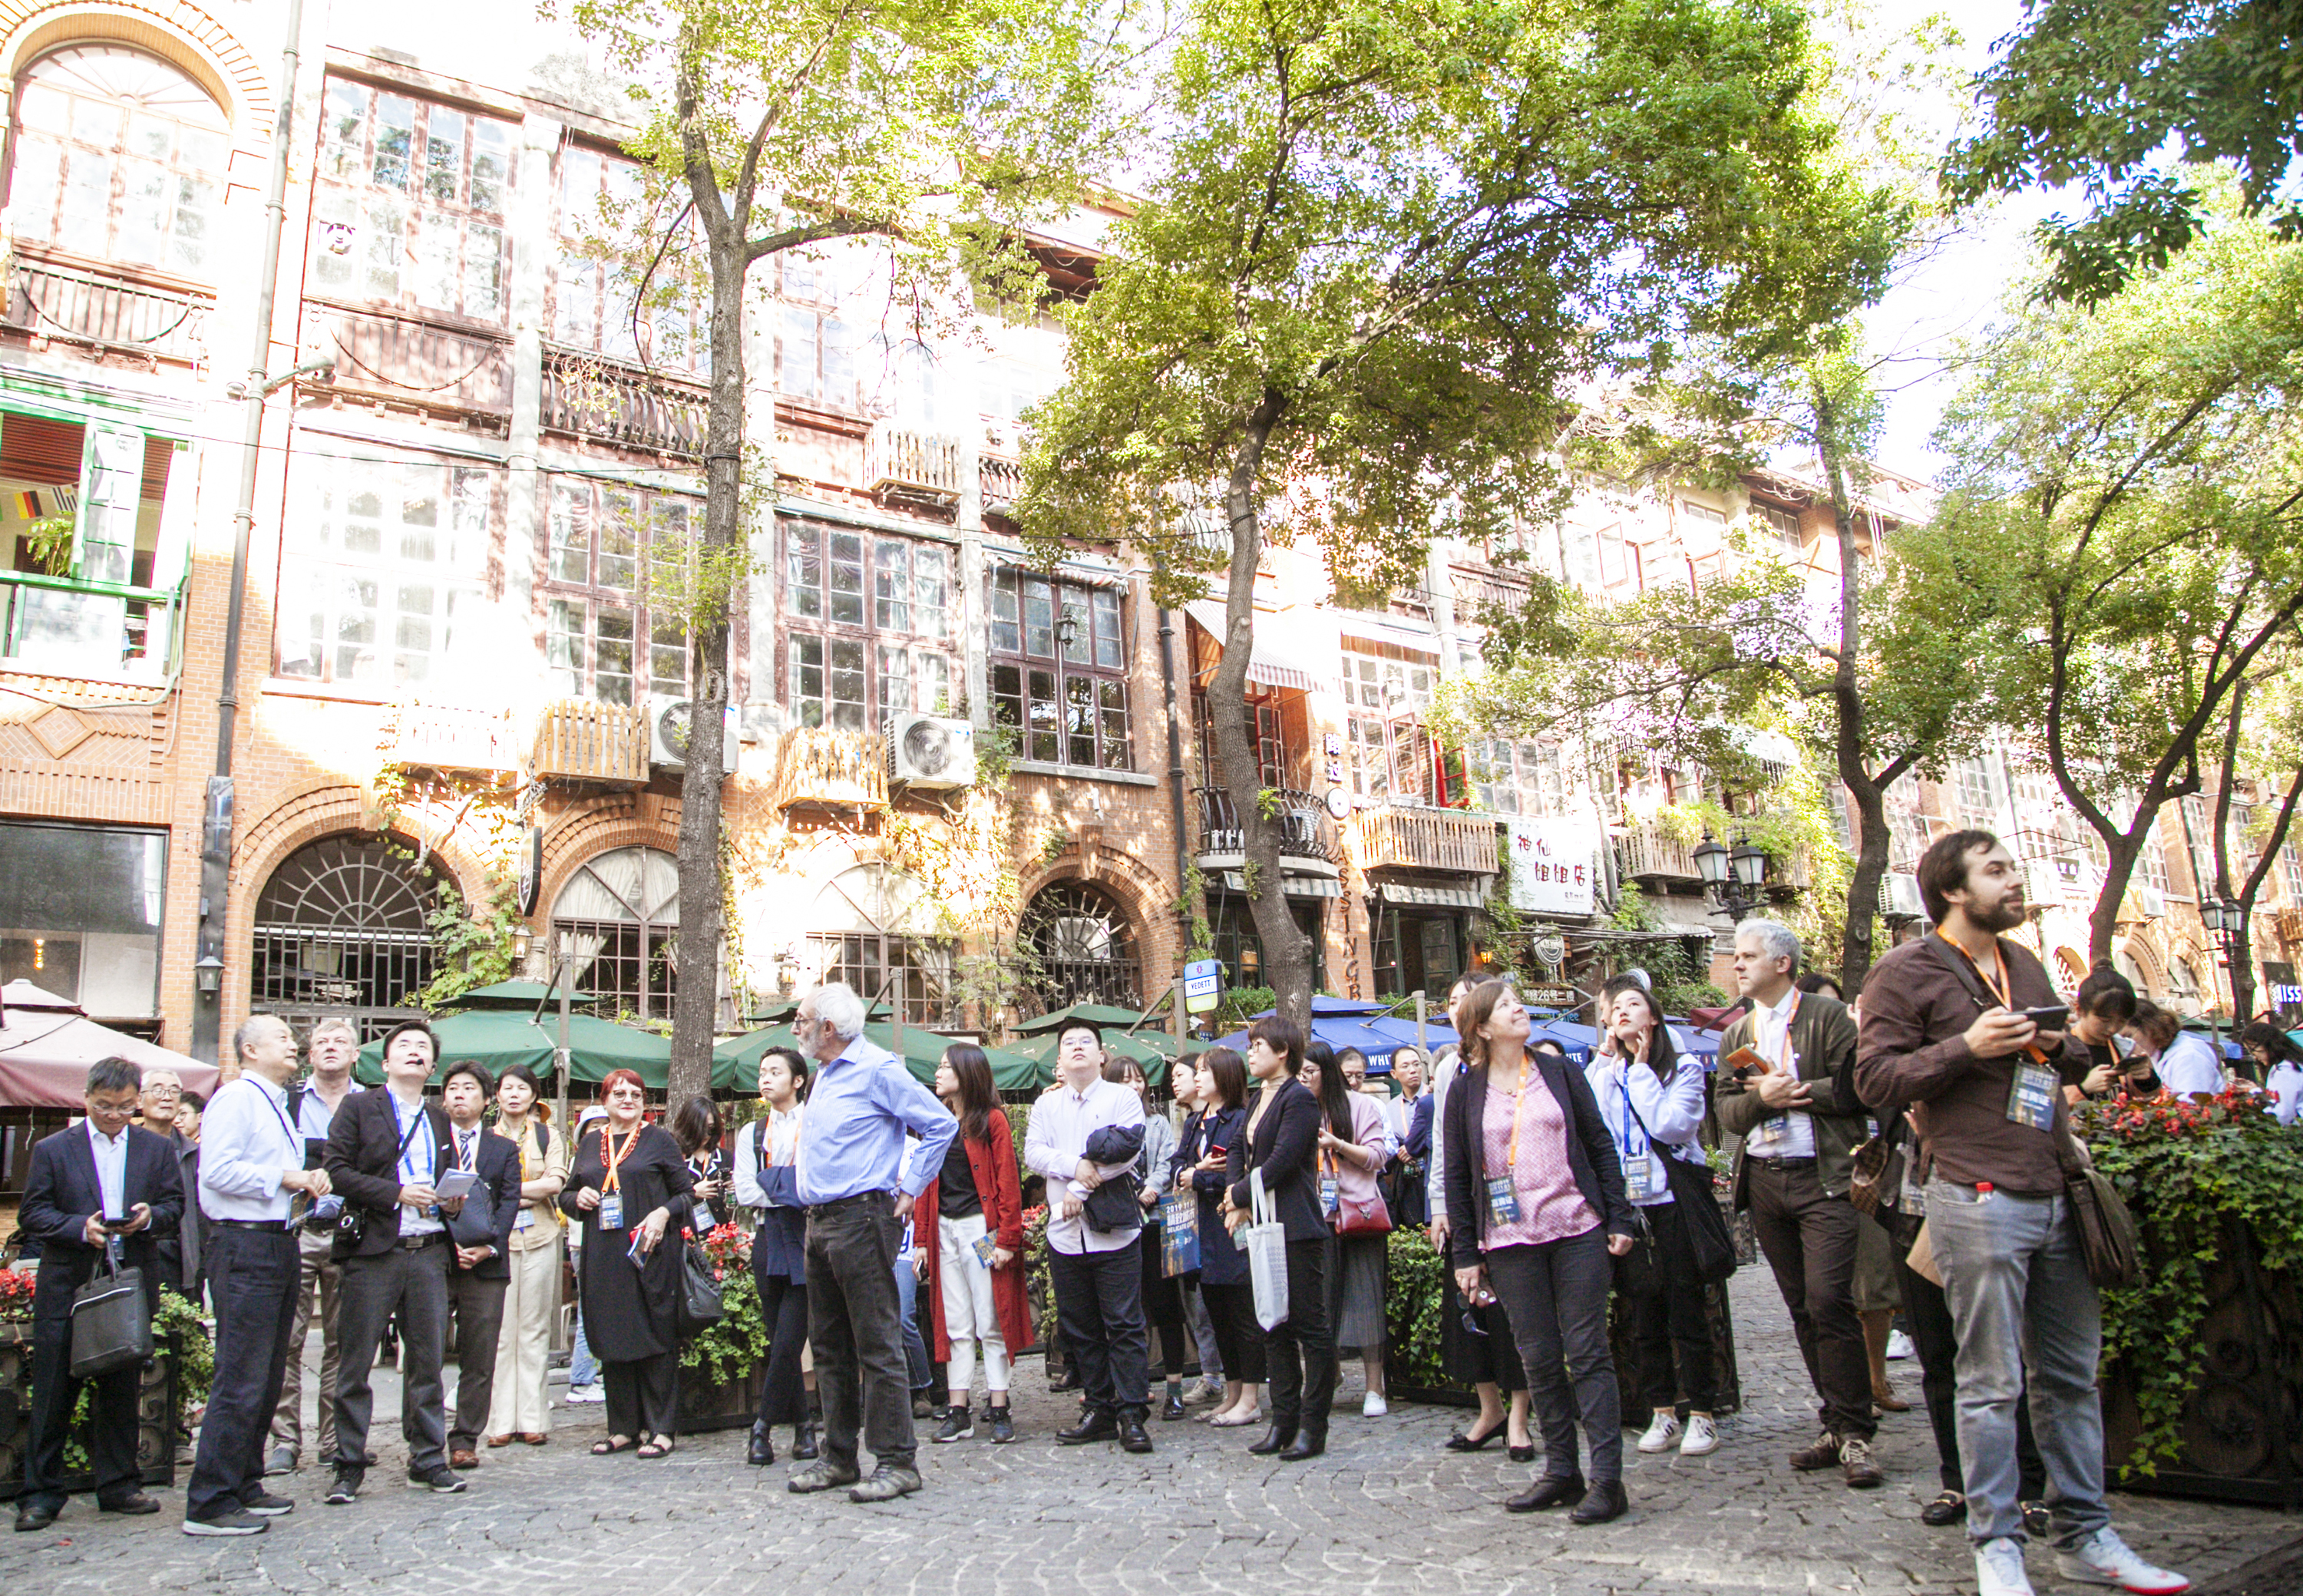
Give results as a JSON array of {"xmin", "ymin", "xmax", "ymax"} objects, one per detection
[
  {"xmin": 186, "ymin": 1224, "xmax": 301, "ymax": 1521},
  {"xmin": 805, "ymin": 1196, "xmax": 915, "ymax": 1469},
  {"xmin": 752, "ymin": 1264, "xmax": 810, "ymax": 1426},
  {"xmin": 444, "ymin": 1267, "xmax": 507, "ymax": 1451},
  {"xmin": 1490, "ymin": 1228, "xmax": 1621, "ymax": 1482},
  {"xmin": 1897, "ymin": 1253, "xmax": 2046, "ymax": 1497},
  {"xmin": 1624, "ymin": 1200, "xmax": 1718, "ymax": 1412},
  {"xmin": 603, "ymin": 1351, "xmax": 679, "ymax": 1439},
  {"xmin": 1198, "ymin": 1280, "xmax": 1266, "ymax": 1383},
  {"xmin": 1049, "ymin": 1238, "xmax": 1150, "ymax": 1416},
  {"xmin": 22, "ymin": 1301, "xmax": 143, "ymax": 1510},
  {"xmin": 1264, "ymin": 1237, "xmax": 1336, "ymax": 1436},
  {"xmin": 1746, "ymin": 1158, "xmax": 1875, "ymax": 1441},
  {"xmin": 332, "ymin": 1237, "xmax": 451, "ymax": 1474}
]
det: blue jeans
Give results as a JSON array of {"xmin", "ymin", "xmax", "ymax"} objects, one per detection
[
  {"xmin": 568, "ymin": 1307, "xmax": 599, "ymax": 1389},
  {"xmin": 1926, "ymin": 1180, "xmax": 2113, "ymax": 1548},
  {"xmin": 896, "ymin": 1251, "xmax": 931, "ymax": 1392}
]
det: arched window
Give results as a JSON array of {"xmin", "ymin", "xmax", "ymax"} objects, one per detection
[
  {"xmin": 1020, "ymin": 881, "xmax": 1141, "ymax": 1010},
  {"xmin": 552, "ymin": 845, "xmax": 678, "ymax": 1020},
  {"xmin": 805, "ymin": 862, "xmax": 953, "ymax": 1025},
  {"xmin": 249, "ymin": 834, "xmax": 437, "ymax": 1039},
  {"xmin": 8, "ymin": 45, "xmax": 228, "ymax": 276}
]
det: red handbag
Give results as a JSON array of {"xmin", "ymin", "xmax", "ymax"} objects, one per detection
[{"xmin": 1334, "ymin": 1186, "xmax": 1393, "ymax": 1237}]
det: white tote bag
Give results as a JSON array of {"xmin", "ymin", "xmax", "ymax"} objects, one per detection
[{"xmin": 1244, "ymin": 1168, "xmax": 1290, "ymax": 1331}]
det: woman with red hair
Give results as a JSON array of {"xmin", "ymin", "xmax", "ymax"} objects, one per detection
[{"xmin": 559, "ymin": 1070, "xmax": 696, "ymax": 1457}]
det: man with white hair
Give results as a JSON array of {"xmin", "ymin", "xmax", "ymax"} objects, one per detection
[
  {"xmin": 1716, "ymin": 917, "xmax": 1879, "ymax": 1489},
  {"xmin": 785, "ymin": 982, "xmax": 957, "ymax": 1504}
]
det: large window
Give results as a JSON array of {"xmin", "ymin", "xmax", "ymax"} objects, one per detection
[
  {"xmin": 1341, "ymin": 643, "xmax": 1436, "ymax": 802},
  {"xmin": 1021, "ymin": 881, "xmax": 1141, "ymax": 1009},
  {"xmin": 1208, "ymin": 895, "xmax": 1325, "ymax": 993},
  {"xmin": 1471, "ymin": 739, "xmax": 1565, "ymax": 816},
  {"xmin": 310, "ymin": 78, "xmax": 513, "ymax": 324},
  {"xmin": 1194, "ymin": 687, "xmax": 1291, "ymax": 788},
  {"xmin": 0, "ymin": 821, "xmax": 166, "ymax": 1018},
  {"xmin": 542, "ymin": 477, "xmax": 696, "ymax": 705},
  {"xmin": 8, "ymin": 45, "xmax": 226, "ymax": 277},
  {"xmin": 249, "ymin": 834, "xmax": 434, "ymax": 1039},
  {"xmin": 804, "ymin": 864, "xmax": 953, "ymax": 1025},
  {"xmin": 552, "ymin": 145, "xmax": 707, "ymax": 376},
  {"xmin": 1750, "ymin": 500, "xmax": 1804, "ymax": 550},
  {"xmin": 777, "ymin": 252, "xmax": 862, "ymax": 411},
  {"xmin": 783, "ymin": 523, "xmax": 953, "ymax": 730},
  {"xmin": 276, "ymin": 451, "xmax": 494, "ymax": 686},
  {"xmin": 554, "ymin": 846, "xmax": 679, "ymax": 1022},
  {"xmin": 990, "ymin": 568, "xmax": 1131, "ymax": 769}
]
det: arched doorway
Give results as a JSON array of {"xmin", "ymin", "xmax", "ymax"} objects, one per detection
[
  {"xmin": 1020, "ymin": 881, "xmax": 1142, "ymax": 1011},
  {"xmin": 553, "ymin": 846, "xmax": 679, "ymax": 1020},
  {"xmin": 805, "ymin": 862, "xmax": 954, "ymax": 1025},
  {"xmin": 249, "ymin": 834, "xmax": 437, "ymax": 1040},
  {"xmin": 2054, "ymin": 948, "xmax": 2088, "ymax": 998}
]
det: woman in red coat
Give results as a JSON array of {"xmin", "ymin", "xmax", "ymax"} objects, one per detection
[{"xmin": 914, "ymin": 1044, "xmax": 1033, "ymax": 1445}]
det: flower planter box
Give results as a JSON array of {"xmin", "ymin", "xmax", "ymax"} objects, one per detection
[
  {"xmin": 676, "ymin": 1356, "xmax": 765, "ymax": 1433},
  {"xmin": 0, "ymin": 1322, "xmax": 182, "ymax": 1501}
]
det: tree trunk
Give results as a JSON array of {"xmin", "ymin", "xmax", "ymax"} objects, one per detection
[
  {"xmin": 1208, "ymin": 398, "xmax": 1310, "ymax": 1026},
  {"xmin": 2085, "ymin": 831, "xmax": 2149, "ymax": 968},
  {"xmin": 2229, "ymin": 916, "xmax": 2256, "ymax": 1025},
  {"xmin": 1817, "ymin": 411, "xmax": 1894, "ymax": 993}
]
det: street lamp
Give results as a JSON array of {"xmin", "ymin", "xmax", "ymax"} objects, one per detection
[
  {"xmin": 1694, "ymin": 831, "xmax": 1771, "ymax": 922},
  {"xmin": 1693, "ymin": 833, "xmax": 1729, "ymax": 890},
  {"xmin": 193, "ymin": 953, "xmax": 223, "ymax": 998}
]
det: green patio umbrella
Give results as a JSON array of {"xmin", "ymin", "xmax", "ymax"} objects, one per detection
[
  {"xmin": 1013, "ymin": 1001, "xmax": 1171, "ymax": 1036},
  {"xmin": 715, "ymin": 1020, "xmax": 962, "ymax": 1091},
  {"xmin": 357, "ymin": 1008, "xmax": 672, "ymax": 1089},
  {"xmin": 986, "ymin": 1026, "xmax": 1179, "ymax": 1092},
  {"xmin": 448, "ymin": 980, "xmax": 597, "ymax": 1008}
]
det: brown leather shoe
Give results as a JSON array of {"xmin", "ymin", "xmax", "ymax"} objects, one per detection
[
  {"xmin": 1873, "ymin": 1383, "xmax": 1911, "ymax": 1413},
  {"xmin": 1789, "ymin": 1430, "xmax": 1840, "ymax": 1471},
  {"xmin": 449, "ymin": 1449, "xmax": 480, "ymax": 1470},
  {"xmin": 518, "ymin": 1433, "xmax": 548, "ymax": 1446},
  {"xmin": 1840, "ymin": 1436, "xmax": 1885, "ymax": 1489},
  {"xmin": 485, "ymin": 1434, "xmax": 515, "ymax": 1449}
]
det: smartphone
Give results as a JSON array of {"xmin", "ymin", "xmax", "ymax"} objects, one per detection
[
  {"xmin": 100, "ymin": 1215, "xmax": 134, "ymax": 1231},
  {"xmin": 2019, "ymin": 1006, "xmax": 2070, "ymax": 1031}
]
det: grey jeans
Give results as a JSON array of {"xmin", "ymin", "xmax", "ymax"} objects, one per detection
[
  {"xmin": 332, "ymin": 1238, "xmax": 452, "ymax": 1476},
  {"xmin": 1926, "ymin": 1179, "xmax": 2113, "ymax": 1547},
  {"xmin": 1487, "ymin": 1227, "xmax": 1622, "ymax": 1484},
  {"xmin": 805, "ymin": 1195, "xmax": 917, "ymax": 1471}
]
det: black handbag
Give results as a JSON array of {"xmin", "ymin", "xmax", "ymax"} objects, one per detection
[
  {"xmin": 447, "ymin": 1175, "xmax": 497, "ymax": 1248},
  {"xmin": 70, "ymin": 1249, "xmax": 152, "ymax": 1379},
  {"xmin": 675, "ymin": 1234, "xmax": 725, "ymax": 1337},
  {"xmin": 1623, "ymin": 1097, "xmax": 1737, "ymax": 1284}
]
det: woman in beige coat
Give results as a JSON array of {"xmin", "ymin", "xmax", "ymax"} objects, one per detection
[{"xmin": 484, "ymin": 1066, "xmax": 569, "ymax": 1445}]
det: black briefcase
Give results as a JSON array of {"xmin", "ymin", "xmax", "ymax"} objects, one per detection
[{"xmin": 70, "ymin": 1251, "xmax": 153, "ymax": 1379}]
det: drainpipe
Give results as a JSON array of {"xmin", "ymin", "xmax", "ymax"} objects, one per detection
[
  {"xmin": 191, "ymin": 0, "xmax": 306, "ymax": 1064},
  {"xmin": 1158, "ymin": 607, "xmax": 1194, "ymax": 947}
]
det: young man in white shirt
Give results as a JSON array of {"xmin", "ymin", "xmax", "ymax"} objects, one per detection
[{"xmin": 1023, "ymin": 1021, "xmax": 1153, "ymax": 1453}]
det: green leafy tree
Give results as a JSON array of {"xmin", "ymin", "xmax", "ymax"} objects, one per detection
[
  {"xmin": 561, "ymin": 0, "xmax": 1135, "ymax": 1094},
  {"xmin": 1943, "ymin": 0, "xmax": 2303, "ymax": 302},
  {"xmin": 1895, "ymin": 180, "xmax": 2303, "ymax": 964},
  {"xmin": 1019, "ymin": 0, "xmax": 1900, "ymax": 1021}
]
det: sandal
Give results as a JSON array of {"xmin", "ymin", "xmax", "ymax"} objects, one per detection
[
  {"xmin": 635, "ymin": 1439, "xmax": 674, "ymax": 1459},
  {"xmin": 591, "ymin": 1436, "xmax": 634, "ymax": 1455}
]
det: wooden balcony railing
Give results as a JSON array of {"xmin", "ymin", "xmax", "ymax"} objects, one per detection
[
  {"xmin": 1346, "ymin": 805, "xmax": 1500, "ymax": 875},
  {"xmin": 529, "ymin": 698, "xmax": 647, "ymax": 785},
  {"xmin": 305, "ymin": 302, "xmax": 512, "ymax": 418},
  {"xmin": 866, "ymin": 424, "xmax": 962, "ymax": 501},
  {"xmin": 388, "ymin": 700, "xmax": 521, "ymax": 775},
  {"xmin": 980, "ymin": 452, "xmax": 1023, "ymax": 514},
  {"xmin": 5, "ymin": 250, "xmax": 213, "ymax": 365},
  {"xmin": 1617, "ymin": 821, "xmax": 1702, "ymax": 885},
  {"xmin": 543, "ymin": 347, "xmax": 708, "ymax": 458},
  {"xmin": 770, "ymin": 725, "xmax": 887, "ymax": 814},
  {"xmin": 1450, "ymin": 563, "xmax": 1531, "ymax": 620}
]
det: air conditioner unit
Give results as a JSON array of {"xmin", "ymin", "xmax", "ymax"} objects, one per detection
[
  {"xmin": 647, "ymin": 696, "xmax": 739, "ymax": 771},
  {"xmin": 1882, "ymin": 872, "xmax": 1925, "ymax": 920},
  {"xmin": 885, "ymin": 713, "xmax": 976, "ymax": 790},
  {"xmin": 2130, "ymin": 884, "xmax": 2166, "ymax": 921}
]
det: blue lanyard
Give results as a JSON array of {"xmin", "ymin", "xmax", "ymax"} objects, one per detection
[
  {"xmin": 392, "ymin": 1095, "xmax": 433, "ymax": 1185},
  {"xmin": 1617, "ymin": 1074, "xmax": 1649, "ymax": 1164}
]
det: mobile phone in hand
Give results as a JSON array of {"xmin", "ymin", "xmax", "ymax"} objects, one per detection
[{"xmin": 2019, "ymin": 1006, "xmax": 2070, "ymax": 1031}]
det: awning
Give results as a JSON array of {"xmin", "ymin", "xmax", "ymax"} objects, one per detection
[
  {"xmin": 1184, "ymin": 602, "xmax": 1327, "ymax": 694},
  {"xmin": 1333, "ymin": 610, "xmax": 1440, "ymax": 653},
  {"xmin": 0, "ymin": 981, "xmax": 220, "ymax": 1110},
  {"xmin": 1657, "ymin": 919, "xmax": 1723, "ymax": 940},
  {"xmin": 1221, "ymin": 872, "xmax": 1343, "ymax": 899},
  {"xmin": 1376, "ymin": 882, "xmax": 1486, "ymax": 909}
]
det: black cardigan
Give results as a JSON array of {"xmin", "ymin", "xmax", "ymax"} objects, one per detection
[
  {"xmin": 1441, "ymin": 1047, "xmax": 1633, "ymax": 1270},
  {"xmin": 1224, "ymin": 1079, "xmax": 1327, "ymax": 1243}
]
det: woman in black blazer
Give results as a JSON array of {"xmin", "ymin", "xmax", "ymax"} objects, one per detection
[
  {"xmin": 1442, "ymin": 980, "xmax": 1636, "ymax": 1524},
  {"xmin": 1220, "ymin": 1015, "xmax": 1336, "ymax": 1460}
]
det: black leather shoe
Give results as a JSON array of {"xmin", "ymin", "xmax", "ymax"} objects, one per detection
[
  {"xmin": 1247, "ymin": 1424, "xmax": 1296, "ymax": 1456},
  {"xmin": 1048, "ymin": 1366, "xmax": 1082, "ymax": 1393},
  {"xmin": 1508, "ymin": 1443, "xmax": 1536, "ymax": 1463},
  {"xmin": 12, "ymin": 1502, "xmax": 58, "ymax": 1533},
  {"xmin": 1118, "ymin": 1409, "xmax": 1154, "ymax": 1454},
  {"xmin": 1279, "ymin": 1428, "xmax": 1326, "ymax": 1462},
  {"xmin": 748, "ymin": 1420, "xmax": 775, "ymax": 1466},
  {"xmin": 1446, "ymin": 1423, "xmax": 1504, "ymax": 1452},
  {"xmin": 1921, "ymin": 1489, "xmax": 1968, "ymax": 1527},
  {"xmin": 1056, "ymin": 1409, "xmax": 1118, "ymax": 1446},
  {"xmin": 1161, "ymin": 1393, "xmax": 1188, "ymax": 1421},
  {"xmin": 1570, "ymin": 1479, "xmax": 1629, "ymax": 1525},
  {"xmin": 1505, "ymin": 1474, "xmax": 1585, "ymax": 1513},
  {"xmin": 791, "ymin": 1416, "xmax": 820, "ymax": 1460},
  {"xmin": 100, "ymin": 1493, "xmax": 160, "ymax": 1515}
]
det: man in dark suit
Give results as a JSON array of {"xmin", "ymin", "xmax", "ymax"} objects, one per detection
[
  {"xmin": 321, "ymin": 1019, "xmax": 465, "ymax": 1504},
  {"xmin": 435, "ymin": 1060, "xmax": 520, "ymax": 1469},
  {"xmin": 15, "ymin": 1056, "xmax": 183, "ymax": 1532}
]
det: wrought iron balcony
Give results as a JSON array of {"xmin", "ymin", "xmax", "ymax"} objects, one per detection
[
  {"xmin": 543, "ymin": 346, "xmax": 706, "ymax": 458},
  {"xmin": 1346, "ymin": 805, "xmax": 1501, "ymax": 875},
  {"xmin": 770, "ymin": 725, "xmax": 887, "ymax": 815},
  {"xmin": 866, "ymin": 424, "xmax": 962, "ymax": 503},
  {"xmin": 1193, "ymin": 785, "xmax": 1340, "ymax": 874},
  {"xmin": 304, "ymin": 301, "xmax": 512, "ymax": 418},
  {"xmin": 5, "ymin": 249, "xmax": 213, "ymax": 365},
  {"xmin": 529, "ymin": 698, "xmax": 647, "ymax": 786}
]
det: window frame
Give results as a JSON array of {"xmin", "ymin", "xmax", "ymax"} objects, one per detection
[
  {"xmin": 549, "ymin": 142, "xmax": 708, "ymax": 377},
  {"xmin": 537, "ymin": 476, "xmax": 700, "ymax": 707},
  {"xmin": 987, "ymin": 567, "xmax": 1133, "ymax": 771},
  {"xmin": 1340, "ymin": 643, "xmax": 1438, "ymax": 804},
  {"xmin": 781, "ymin": 520, "xmax": 956, "ymax": 732}
]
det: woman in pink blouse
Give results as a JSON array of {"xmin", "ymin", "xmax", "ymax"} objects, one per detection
[{"xmin": 1441, "ymin": 980, "xmax": 1637, "ymax": 1524}]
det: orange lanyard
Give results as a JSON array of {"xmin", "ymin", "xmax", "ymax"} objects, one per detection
[
  {"xmin": 1937, "ymin": 930, "xmax": 2050, "ymax": 1066},
  {"xmin": 600, "ymin": 1124, "xmax": 642, "ymax": 1192},
  {"xmin": 1505, "ymin": 1060, "xmax": 1534, "ymax": 1169},
  {"xmin": 1769, "ymin": 989, "xmax": 1803, "ymax": 1072}
]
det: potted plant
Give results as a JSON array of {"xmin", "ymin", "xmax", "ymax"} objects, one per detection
[
  {"xmin": 0, "ymin": 1280, "xmax": 204, "ymax": 1499},
  {"xmin": 676, "ymin": 1222, "xmax": 770, "ymax": 1431}
]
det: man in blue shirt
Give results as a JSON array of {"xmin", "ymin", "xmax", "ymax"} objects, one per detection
[{"xmin": 786, "ymin": 982, "xmax": 956, "ymax": 1504}]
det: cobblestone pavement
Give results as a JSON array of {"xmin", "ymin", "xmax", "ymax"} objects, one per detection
[{"xmin": 10, "ymin": 1268, "xmax": 2299, "ymax": 1596}]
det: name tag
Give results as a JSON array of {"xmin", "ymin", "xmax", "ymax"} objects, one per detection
[
  {"xmin": 1762, "ymin": 1115, "xmax": 1791, "ymax": 1140},
  {"xmin": 597, "ymin": 1192, "xmax": 624, "ymax": 1231},
  {"xmin": 1485, "ymin": 1175, "xmax": 1521, "ymax": 1226},
  {"xmin": 1623, "ymin": 1155, "xmax": 1654, "ymax": 1203},
  {"xmin": 514, "ymin": 1206, "xmax": 534, "ymax": 1231},
  {"xmin": 1319, "ymin": 1175, "xmax": 1339, "ymax": 1216},
  {"xmin": 2005, "ymin": 1064, "xmax": 2058, "ymax": 1132}
]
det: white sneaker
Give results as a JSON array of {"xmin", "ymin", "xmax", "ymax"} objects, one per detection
[
  {"xmin": 564, "ymin": 1384, "xmax": 604, "ymax": 1405},
  {"xmin": 2055, "ymin": 1530, "xmax": 2192, "ymax": 1595},
  {"xmin": 1977, "ymin": 1538, "xmax": 2036, "ymax": 1596},
  {"xmin": 1886, "ymin": 1329, "xmax": 1916, "ymax": 1360},
  {"xmin": 1680, "ymin": 1413, "xmax": 1719, "ymax": 1456},
  {"xmin": 1637, "ymin": 1411, "xmax": 1683, "ymax": 1453},
  {"xmin": 1362, "ymin": 1392, "xmax": 1388, "ymax": 1417}
]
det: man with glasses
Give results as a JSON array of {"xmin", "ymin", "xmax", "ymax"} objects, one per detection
[{"xmin": 268, "ymin": 1017, "xmax": 361, "ymax": 1476}]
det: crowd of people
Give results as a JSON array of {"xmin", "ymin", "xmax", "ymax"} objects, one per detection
[{"xmin": 14, "ymin": 826, "xmax": 2286, "ymax": 1595}]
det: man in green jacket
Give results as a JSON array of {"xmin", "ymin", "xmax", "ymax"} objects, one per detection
[{"xmin": 1715, "ymin": 917, "xmax": 1880, "ymax": 1489}]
